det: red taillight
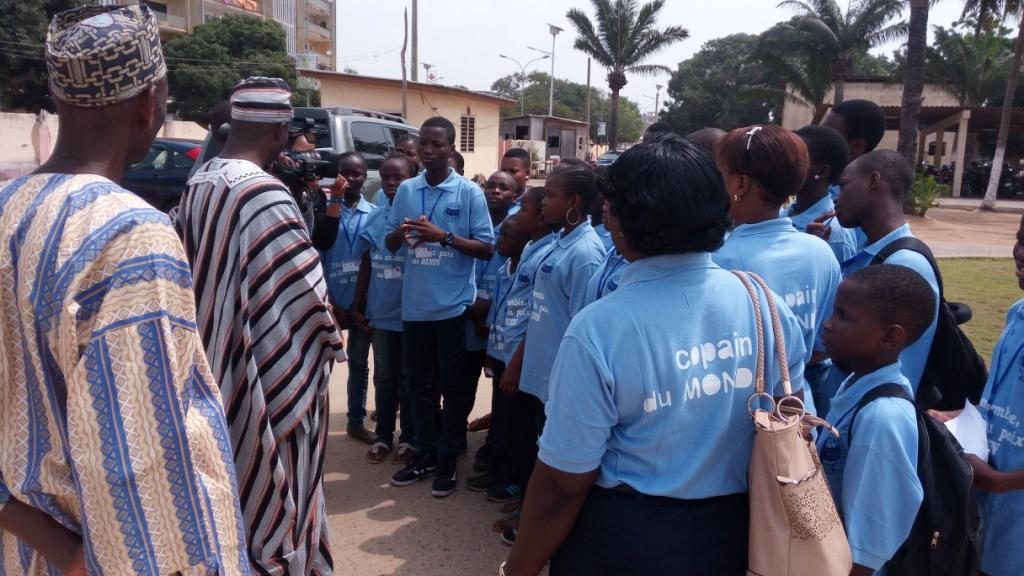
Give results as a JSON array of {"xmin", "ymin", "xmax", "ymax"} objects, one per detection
[{"xmin": 185, "ymin": 147, "xmax": 201, "ymax": 161}]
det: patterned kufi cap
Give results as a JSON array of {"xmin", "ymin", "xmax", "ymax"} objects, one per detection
[
  {"xmin": 46, "ymin": 4, "xmax": 167, "ymax": 108},
  {"xmin": 230, "ymin": 77, "xmax": 294, "ymax": 123}
]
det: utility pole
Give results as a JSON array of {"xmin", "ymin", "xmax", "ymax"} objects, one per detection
[
  {"xmin": 401, "ymin": 7, "xmax": 408, "ymax": 118},
  {"xmin": 410, "ymin": 0, "xmax": 419, "ymax": 82},
  {"xmin": 585, "ymin": 58, "xmax": 592, "ymax": 159},
  {"xmin": 655, "ymin": 84, "xmax": 662, "ymax": 118}
]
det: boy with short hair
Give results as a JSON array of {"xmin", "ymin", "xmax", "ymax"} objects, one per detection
[
  {"xmin": 818, "ymin": 264, "xmax": 932, "ymax": 575},
  {"xmin": 323, "ymin": 151, "xmax": 377, "ymax": 444},
  {"xmin": 501, "ymin": 148, "xmax": 532, "ymax": 215},
  {"xmin": 385, "ymin": 116, "xmax": 495, "ymax": 497},
  {"xmin": 819, "ymin": 150, "xmax": 940, "ymax": 415}
]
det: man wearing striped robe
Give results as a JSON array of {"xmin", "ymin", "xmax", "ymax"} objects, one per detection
[{"xmin": 177, "ymin": 78, "xmax": 346, "ymax": 576}]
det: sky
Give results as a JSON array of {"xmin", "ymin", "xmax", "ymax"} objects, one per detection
[{"xmin": 335, "ymin": 0, "xmax": 969, "ymax": 114}]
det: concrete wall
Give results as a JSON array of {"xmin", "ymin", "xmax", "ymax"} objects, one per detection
[
  {"xmin": 0, "ymin": 112, "xmax": 207, "ymax": 179},
  {"xmin": 316, "ymin": 80, "xmax": 505, "ymax": 179}
]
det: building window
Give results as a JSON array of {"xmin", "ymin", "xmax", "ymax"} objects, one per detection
[{"xmin": 460, "ymin": 115, "xmax": 476, "ymax": 153}]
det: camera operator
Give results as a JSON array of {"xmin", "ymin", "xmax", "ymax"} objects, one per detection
[{"xmin": 277, "ymin": 127, "xmax": 347, "ymax": 250}]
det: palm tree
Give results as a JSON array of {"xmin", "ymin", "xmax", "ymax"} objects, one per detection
[
  {"xmin": 921, "ymin": 23, "xmax": 1011, "ymax": 108},
  {"xmin": 967, "ymin": 0, "xmax": 1024, "ymax": 210},
  {"xmin": 755, "ymin": 18, "xmax": 836, "ymax": 115},
  {"xmin": 566, "ymin": 0, "xmax": 688, "ymax": 150},
  {"xmin": 897, "ymin": 0, "xmax": 931, "ymax": 162},
  {"xmin": 778, "ymin": 0, "xmax": 907, "ymax": 104}
]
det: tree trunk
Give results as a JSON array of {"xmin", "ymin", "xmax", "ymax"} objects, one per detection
[
  {"xmin": 982, "ymin": 16, "xmax": 1024, "ymax": 211},
  {"xmin": 897, "ymin": 0, "xmax": 929, "ymax": 164},
  {"xmin": 608, "ymin": 88, "xmax": 621, "ymax": 151}
]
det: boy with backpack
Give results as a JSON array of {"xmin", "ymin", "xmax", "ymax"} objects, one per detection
[{"xmin": 818, "ymin": 264, "xmax": 930, "ymax": 574}]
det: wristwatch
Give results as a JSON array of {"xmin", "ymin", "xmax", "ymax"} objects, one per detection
[{"xmin": 440, "ymin": 231, "xmax": 455, "ymax": 247}]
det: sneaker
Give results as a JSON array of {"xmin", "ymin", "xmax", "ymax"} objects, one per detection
[
  {"xmin": 500, "ymin": 525, "xmax": 518, "ymax": 546},
  {"xmin": 486, "ymin": 483, "xmax": 522, "ymax": 504},
  {"xmin": 465, "ymin": 472, "xmax": 498, "ymax": 492},
  {"xmin": 431, "ymin": 458, "xmax": 457, "ymax": 498},
  {"xmin": 390, "ymin": 452, "xmax": 438, "ymax": 487}
]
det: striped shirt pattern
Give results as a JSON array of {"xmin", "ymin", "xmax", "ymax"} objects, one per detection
[
  {"xmin": 0, "ymin": 174, "xmax": 250, "ymax": 575},
  {"xmin": 178, "ymin": 159, "xmax": 345, "ymax": 576}
]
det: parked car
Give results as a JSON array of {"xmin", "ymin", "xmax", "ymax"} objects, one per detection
[
  {"xmin": 596, "ymin": 151, "xmax": 621, "ymax": 167},
  {"xmin": 122, "ymin": 138, "xmax": 201, "ymax": 212}
]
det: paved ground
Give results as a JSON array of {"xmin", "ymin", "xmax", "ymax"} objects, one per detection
[
  {"xmin": 325, "ymin": 364, "xmax": 513, "ymax": 576},
  {"xmin": 321, "ymin": 206, "xmax": 1019, "ymax": 575}
]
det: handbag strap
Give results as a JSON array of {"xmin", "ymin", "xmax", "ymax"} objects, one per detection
[
  {"xmin": 731, "ymin": 271, "xmax": 766, "ymax": 396},
  {"xmin": 747, "ymin": 272, "xmax": 793, "ymax": 397}
]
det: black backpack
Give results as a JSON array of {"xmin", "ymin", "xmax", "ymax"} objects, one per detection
[
  {"xmin": 852, "ymin": 384, "xmax": 982, "ymax": 576},
  {"xmin": 871, "ymin": 237, "xmax": 988, "ymax": 411}
]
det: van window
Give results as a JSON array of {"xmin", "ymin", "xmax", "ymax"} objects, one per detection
[{"xmin": 351, "ymin": 122, "xmax": 392, "ymax": 169}]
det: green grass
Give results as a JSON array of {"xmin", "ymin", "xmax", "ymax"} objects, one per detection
[{"xmin": 939, "ymin": 258, "xmax": 1021, "ymax": 361}]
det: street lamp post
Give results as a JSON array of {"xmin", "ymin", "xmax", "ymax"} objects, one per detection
[
  {"xmin": 655, "ymin": 83, "xmax": 663, "ymax": 118},
  {"xmin": 499, "ymin": 54, "xmax": 550, "ymax": 116},
  {"xmin": 547, "ymin": 24, "xmax": 562, "ymax": 116}
]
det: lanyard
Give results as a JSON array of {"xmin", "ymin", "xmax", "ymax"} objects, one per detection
[
  {"xmin": 596, "ymin": 254, "xmax": 626, "ymax": 298},
  {"xmin": 341, "ymin": 207, "xmax": 365, "ymax": 250},
  {"xmin": 421, "ymin": 188, "xmax": 447, "ymax": 222}
]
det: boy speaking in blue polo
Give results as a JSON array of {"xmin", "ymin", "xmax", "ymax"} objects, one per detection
[{"xmin": 385, "ymin": 116, "xmax": 495, "ymax": 497}]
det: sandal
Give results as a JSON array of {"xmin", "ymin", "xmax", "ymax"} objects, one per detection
[
  {"xmin": 366, "ymin": 442, "xmax": 391, "ymax": 464},
  {"xmin": 467, "ymin": 413, "xmax": 492, "ymax": 432},
  {"xmin": 392, "ymin": 443, "xmax": 415, "ymax": 466}
]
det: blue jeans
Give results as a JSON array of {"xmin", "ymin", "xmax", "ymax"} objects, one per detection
[
  {"xmin": 371, "ymin": 329, "xmax": 412, "ymax": 447},
  {"xmin": 346, "ymin": 327, "xmax": 373, "ymax": 428},
  {"xmin": 403, "ymin": 315, "xmax": 468, "ymax": 461}
]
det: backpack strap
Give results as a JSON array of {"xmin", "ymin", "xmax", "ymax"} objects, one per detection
[
  {"xmin": 869, "ymin": 236, "xmax": 945, "ymax": 297},
  {"xmin": 849, "ymin": 383, "xmax": 916, "ymax": 437}
]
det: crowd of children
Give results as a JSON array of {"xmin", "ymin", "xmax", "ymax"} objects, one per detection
[{"xmin": 317, "ymin": 108, "xmax": 1024, "ymax": 576}]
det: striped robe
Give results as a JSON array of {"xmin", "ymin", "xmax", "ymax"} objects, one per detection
[
  {"xmin": 177, "ymin": 159, "xmax": 345, "ymax": 576},
  {"xmin": 0, "ymin": 174, "xmax": 250, "ymax": 575}
]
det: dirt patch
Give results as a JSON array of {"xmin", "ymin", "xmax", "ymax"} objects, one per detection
[{"xmin": 910, "ymin": 208, "xmax": 1019, "ymax": 258}]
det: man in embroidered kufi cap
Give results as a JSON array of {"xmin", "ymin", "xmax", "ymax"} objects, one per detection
[
  {"xmin": 178, "ymin": 77, "xmax": 345, "ymax": 575},
  {"xmin": 0, "ymin": 4, "xmax": 251, "ymax": 575}
]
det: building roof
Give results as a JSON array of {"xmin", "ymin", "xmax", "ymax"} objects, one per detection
[
  {"xmin": 500, "ymin": 114, "xmax": 589, "ymax": 126},
  {"xmin": 816, "ymin": 103, "xmax": 1024, "ymax": 132},
  {"xmin": 298, "ymin": 69, "xmax": 516, "ymax": 107}
]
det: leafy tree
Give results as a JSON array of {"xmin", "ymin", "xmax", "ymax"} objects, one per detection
[
  {"xmin": 566, "ymin": 0, "xmax": 688, "ymax": 149},
  {"xmin": 660, "ymin": 34, "xmax": 779, "ymax": 133},
  {"xmin": 164, "ymin": 14, "xmax": 307, "ymax": 122},
  {"xmin": 490, "ymin": 71, "xmax": 644, "ymax": 142},
  {"xmin": 0, "ymin": 0, "xmax": 85, "ymax": 112},
  {"xmin": 777, "ymin": 0, "xmax": 906, "ymax": 104},
  {"xmin": 756, "ymin": 18, "xmax": 838, "ymax": 112}
]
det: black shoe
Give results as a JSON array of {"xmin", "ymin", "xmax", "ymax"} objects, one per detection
[
  {"xmin": 473, "ymin": 444, "xmax": 493, "ymax": 472},
  {"xmin": 346, "ymin": 424, "xmax": 376, "ymax": 445},
  {"xmin": 390, "ymin": 452, "xmax": 438, "ymax": 487},
  {"xmin": 486, "ymin": 482, "xmax": 523, "ymax": 504},
  {"xmin": 431, "ymin": 458, "xmax": 457, "ymax": 498},
  {"xmin": 465, "ymin": 471, "xmax": 498, "ymax": 492}
]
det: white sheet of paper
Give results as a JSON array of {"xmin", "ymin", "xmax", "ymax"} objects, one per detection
[{"xmin": 944, "ymin": 402, "xmax": 990, "ymax": 460}]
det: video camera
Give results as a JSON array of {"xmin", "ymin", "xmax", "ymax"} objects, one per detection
[{"xmin": 276, "ymin": 150, "xmax": 339, "ymax": 189}]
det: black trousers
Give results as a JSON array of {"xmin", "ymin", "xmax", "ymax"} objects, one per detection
[
  {"xmin": 505, "ymin": 391, "xmax": 545, "ymax": 489},
  {"xmin": 550, "ymin": 488, "xmax": 749, "ymax": 576},
  {"xmin": 403, "ymin": 316, "xmax": 468, "ymax": 461}
]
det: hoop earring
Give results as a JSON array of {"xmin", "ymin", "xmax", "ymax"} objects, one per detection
[
  {"xmin": 732, "ymin": 194, "xmax": 741, "ymax": 203},
  {"xmin": 566, "ymin": 207, "xmax": 582, "ymax": 226}
]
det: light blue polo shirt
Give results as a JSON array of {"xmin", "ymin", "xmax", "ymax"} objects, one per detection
[
  {"xmin": 488, "ymin": 233, "xmax": 557, "ymax": 364},
  {"xmin": 520, "ymin": 222, "xmax": 605, "ymax": 403},
  {"xmin": 824, "ymin": 225, "xmax": 940, "ymax": 408},
  {"xmin": 593, "ymin": 223, "xmax": 614, "ymax": 252},
  {"xmin": 817, "ymin": 362, "xmax": 922, "ymax": 573},
  {"xmin": 467, "ymin": 248, "xmax": 505, "ymax": 352},
  {"xmin": 538, "ymin": 253, "xmax": 807, "ymax": 499},
  {"xmin": 584, "ymin": 247, "xmax": 628, "ymax": 306},
  {"xmin": 322, "ymin": 197, "xmax": 375, "ymax": 309},
  {"xmin": 359, "ymin": 202, "xmax": 404, "ymax": 332},
  {"xmin": 507, "ymin": 195, "xmax": 523, "ymax": 217},
  {"xmin": 713, "ymin": 217, "xmax": 839, "ymax": 411},
  {"xmin": 784, "ymin": 195, "xmax": 859, "ymax": 264},
  {"xmin": 387, "ymin": 168, "xmax": 495, "ymax": 322},
  {"xmin": 977, "ymin": 299, "xmax": 1024, "ymax": 576}
]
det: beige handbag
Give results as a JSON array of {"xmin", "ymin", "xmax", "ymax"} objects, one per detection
[{"xmin": 732, "ymin": 271, "xmax": 852, "ymax": 576}]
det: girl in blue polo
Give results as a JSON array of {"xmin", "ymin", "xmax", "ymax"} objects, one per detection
[
  {"xmin": 713, "ymin": 125, "xmax": 842, "ymax": 417},
  {"xmin": 584, "ymin": 199, "xmax": 628, "ymax": 306},
  {"xmin": 501, "ymin": 135, "xmax": 807, "ymax": 575}
]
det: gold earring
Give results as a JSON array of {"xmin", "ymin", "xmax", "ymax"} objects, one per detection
[
  {"xmin": 732, "ymin": 194, "xmax": 740, "ymax": 203},
  {"xmin": 566, "ymin": 207, "xmax": 582, "ymax": 226}
]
